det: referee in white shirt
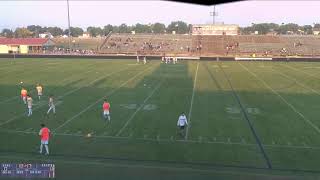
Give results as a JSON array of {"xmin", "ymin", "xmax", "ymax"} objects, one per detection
[{"xmin": 177, "ymin": 112, "xmax": 188, "ymax": 137}]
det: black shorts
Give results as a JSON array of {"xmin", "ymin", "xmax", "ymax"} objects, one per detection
[{"xmin": 179, "ymin": 126, "xmax": 185, "ymax": 130}]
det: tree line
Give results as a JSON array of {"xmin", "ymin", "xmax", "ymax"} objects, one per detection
[
  {"xmin": 1, "ymin": 22, "xmax": 320, "ymax": 38},
  {"xmin": 0, "ymin": 21, "xmax": 191, "ymax": 38},
  {"xmin": 241, "ymin": 23, "xmax": 320, "ymax": 35}
]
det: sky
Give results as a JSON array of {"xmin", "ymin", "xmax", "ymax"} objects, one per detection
[{"xmin": 0, "ymin": 1, "xmax": 320, "ymax": 30}]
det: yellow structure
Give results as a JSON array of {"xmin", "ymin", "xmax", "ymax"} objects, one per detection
[
  {"xmin": 0, "ymin": 38, "xmax": 55, "ymax": 54},
  {"xmin": 192, "ymin": 24, "xmax": 239, "ymax": 36}
]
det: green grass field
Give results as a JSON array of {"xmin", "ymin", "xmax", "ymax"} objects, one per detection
[{"xmin": 0, "ymin": 58, "xmax": 320, "ymax": 179}]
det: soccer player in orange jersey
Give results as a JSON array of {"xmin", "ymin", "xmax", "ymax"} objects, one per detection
[
  {"xmin": 21, "ymin": 88, "xmax": 28, "ymax": 104},
  {"xmin": 102, "ymin": 99, "xmax": 111, "ymax": 121},
  {"xmin": 39, "ymin": 123, "xmax": 50, "ymax": 155}
]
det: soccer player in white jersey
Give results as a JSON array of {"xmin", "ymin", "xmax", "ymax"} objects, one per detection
[
  {"xmin": 177, "ymin": 112, "xmax": 188, "ymax": 137},
  {"xmin": 47, "ymin": 95, "xmax": 56, "ymax": 114},
  {"xmin": 136, "ymin": 51, "xmax": 140, "ymax": 63},
  {"xmin": 27, "ymin": 95, "xmax": 33, "ymax": 117},
  {"xmin": 143, "ymin": 56, "xmax": 147, "ymax": 64},
  {"xmin": 36, "ymin": 84, "xmax": 43, "ymax": 100}
]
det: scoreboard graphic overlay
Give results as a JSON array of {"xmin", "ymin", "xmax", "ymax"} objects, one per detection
[{"xmin": 1, "ymin": 163, "xmax": 55, "ymax": 178}]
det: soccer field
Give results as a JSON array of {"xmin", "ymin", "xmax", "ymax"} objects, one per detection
[{"xmin": 0, "ymin": 58, "xmax": 320, "ymax": 179}]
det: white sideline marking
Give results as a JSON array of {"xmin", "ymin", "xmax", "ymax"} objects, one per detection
[
  {"xmin": 54, "ymin": 65, "xmax": 155, "ymax": 132},
  {"xmin": 185, "ymin": 61, "xmax": 199, "ymax": 140},
  {"xmin": 3, "ymin": 129, "xmax": 320, "ymax": 150},
  {"xmin": 116, "ymin": 81, "xmax": 163, "ymax": 136},
  {"xmin": 239, "ymin": 63, "xmax": 320, "ymax": 135}
]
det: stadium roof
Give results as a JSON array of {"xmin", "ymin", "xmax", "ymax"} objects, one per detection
[{"xmin": 0, "ymin": 38, "xmax": 53, "ymax": 46}]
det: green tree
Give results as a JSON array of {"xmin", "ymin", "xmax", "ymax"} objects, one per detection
[
  {"xmin": 27, "ymin": 25, "xmax": 44, "ymax": 37},
  {"xmin": 103, "ymin": 24, "xmax": 113, "ymax": 35},
  {"xmin": 314, "ymin": 24, "xmax": 320, "ymax": 28},
  {"xmin": 87, "ymin": 26, "xmax": 103, "ymax": 37},
  {"xmin": 118, "ymin": 23, "xmax": 131, "ymax": 33},
  {"xmin": 1, "ymin": 29, "xmax": 14, "ymax": 37},
  {"xmin": 64, "ymin": 27, "xmax": 84, "ymax": 37},
  {"xmin": 152, "ymin": 23, "xmax": 166, "ymax": 33},
  {"xmin": 47, "ymin": 27, "xmax": 63, "ymax": 37},
  {"xmin": 14, "ymin": 28, "xmax": 33, "ymax": 38},
  {"xmin": 133, "ymin": 23, "xmax": 151, "ymax": 33},
  {"xmin": 302, "ymin": 25, "xmax": 313, "ymax": 34},
  {"xmin": 167, "ymin": 21, "xmax": 188, "ymax": 34},
  {"xmin": 277, "ymin": 23, "xmax": 299, "ymax": 34}
]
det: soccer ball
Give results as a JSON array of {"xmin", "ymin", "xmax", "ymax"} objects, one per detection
[
  {"xmin": 86, "ymin": 133, "xmax": 92, "ymax": 137},
  {"xmin": 144, "ymin": 84, "xmax": 146, "ymax": 86},
  {"xmin": 20, "ymin": 81, "xmax": 23, "ymax": 84}
]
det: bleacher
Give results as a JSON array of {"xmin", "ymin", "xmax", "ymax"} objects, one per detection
[
  {"xmin": 53, "ymin": 34, "xmax": 320, "ymax": 57},
  {"xmin": 99, "ymin": 34, "xmax": 193, "ymax": 56}
]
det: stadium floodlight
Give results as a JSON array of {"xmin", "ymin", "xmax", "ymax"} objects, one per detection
[
  {"xmin": 210, "ymin": 5, "xmax": 218, "ymax": 24},
  {"xmin": 67, "ymin": 0, "xmax": 71, "ymax": 51}
]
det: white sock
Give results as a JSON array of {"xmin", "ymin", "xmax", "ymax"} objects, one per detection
[
  {"xmin": 45, "ymin": 145, "xmax": 49, "ymax": 154},
  {"xmin": 40, "ymin": 144, "xmax": 43, "ymax": 153}
]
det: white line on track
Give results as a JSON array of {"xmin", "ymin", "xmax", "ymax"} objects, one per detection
[
  {"xmin": 2, "ymin": 128, "xmax": 319, "ymax": 150},
  {"xmin": 239, "ymin": 63, "xmax": 320, "ymax": 134},
  {"xmin": 185, "ymin": 61, "xmax": 199, "ymax": 140},
  {"xmin": 0, "ymin": 66, "xmax": 131, "ymax": 127},
  {"xmin": 54, "ymin": 65, "xmax": 155, "ymax": 132},
  {"xmin": 116, "ymin": 81, "xmax": 163, "ymax": 136}
]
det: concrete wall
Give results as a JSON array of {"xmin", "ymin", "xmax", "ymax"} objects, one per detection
[
  {"xmin": 19, "ymin": 45, "xmax": 29, "ymax": 54},
  {"xmin": 0, "ymin": 45, "xmax": 9, "ymax": 54}
]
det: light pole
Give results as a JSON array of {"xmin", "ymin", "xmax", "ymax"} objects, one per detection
[
  {"xmin": 67, "ymin": 0, "xmax": 71, "ymax": 51},
  {"xmin": 210, "ymin": 5, "xmax": 217, "ymax": 25}
]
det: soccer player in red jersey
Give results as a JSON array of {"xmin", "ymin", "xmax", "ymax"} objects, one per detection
[
  {"xmin": 39, "ymin": 124, "xmax": 51, "ymax": 155},
  {"xmin": 102, "ymin": 99, "xmax": 111, "ymax": 122}
]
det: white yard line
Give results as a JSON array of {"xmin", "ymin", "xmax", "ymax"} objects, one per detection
[
  {"xmin": 0, "ymin": 66, "xmax": 131, "ymax": 127},
  {"xmin": 185, "ymin": 61, "xmax": 199, "ymax": 140},
  {"xmin": 269, "ymin": 67, "xmax": 320, "ymax": 96},
  {"xmin": 0, "ymin": 63, "xmax": 96, "ymax": 105},
  {"xmin": 53, "ymin": 65, "xmax": 155, "ymax": 132},
  {"xmin": 239, "ymin": 63, "xmax": 320, "ymax": 134},
  {"xmin": 116, "ymin": 81, "xmax": 163, "ymax": 136},
  {"xmin": 282, "ymin": 64, "xmax": 320, "ymax": 80},
  {"xmin": 0, "ymin": 96, "xmax": 19, "ymax": 104}
]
